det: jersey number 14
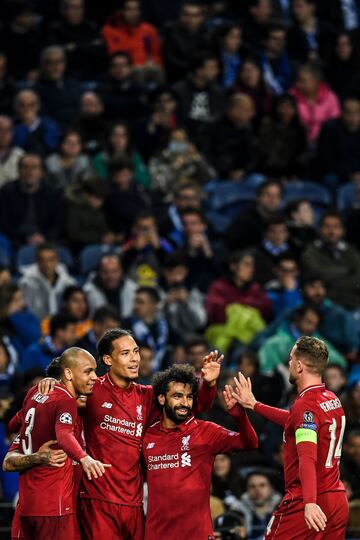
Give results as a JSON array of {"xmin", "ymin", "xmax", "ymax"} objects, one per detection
[{"xmin": 325, "ymin": 415, "xmax": 346, "ymax": 468}]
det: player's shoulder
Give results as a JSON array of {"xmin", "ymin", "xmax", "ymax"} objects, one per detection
[
  {"xmin": 144, "ymin": 420, "xmax": 161, "ymax": 438},
  {"xmin": 51, "ymin": 384, "xmax": 76, "ymax": 404}
]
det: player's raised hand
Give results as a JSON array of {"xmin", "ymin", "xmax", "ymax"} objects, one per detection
[
  {"xmin": 223, "ymin": 385, "xmax": 237, "ymax": 410},
  {"xmin": 38, "ymin": 377, "xmax": 57, "ymax": 395},
  {"xmin": 232, "ymin": 372, "xmax": 257, "ymax": 410},
  {"xmin": 304, "ymin": 503, "xmax": 327, "ymax": 532},
  {"xmin": 201, "ymin": 350, "xmax": 224, "ymax": 387},
  {"xmin": 80, "ymin": 455, "xmax": 112, "ymax": 480},
  {"xmin": 38, "ymin": 440, "xmax": 67, "ymax": 468}
]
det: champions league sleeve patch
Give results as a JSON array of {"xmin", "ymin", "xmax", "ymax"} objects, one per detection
[
  {"xmin": 303, "ymin": 411, "xmax": 315, "ymax": 423},
  {"xmin": 59, "ymin": 412, "xmax": 73, "ymax": 425}
]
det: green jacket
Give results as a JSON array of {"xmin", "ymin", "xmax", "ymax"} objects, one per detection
[{"xmin": 92, "ymin": 151, "xmax": 151, "ymax": 187}]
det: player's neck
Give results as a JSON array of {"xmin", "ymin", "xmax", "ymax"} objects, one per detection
[
  {"xmin": 161, "ymin": 412, "xmax": 181, "ymax": 430},
  {"xmin": 109, "ymin": 370, "xmax": 133, "ymax": 389},
  {"xmin": 296, "ymin": 375, "xmax": 323, "ymax": 394},
  {"xmin": 61, "ymin": 379, "xmax": 77, "ymax": 398}
]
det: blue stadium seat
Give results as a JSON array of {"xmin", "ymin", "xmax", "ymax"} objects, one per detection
[
  {"xmin": 79, "ymin": 244, "xmax": 116, "ymax": 276},
  {"xmin": 336, "ymin": 181, "xmax": 357, "ymax": 213},
  {"xmin": 283, "ymin": 181, "xmax": 332, "ymax": 222},
  {"xmin": 0, "ymin": 247, "xmax": 10, "ymax": 267},
  {"xmin": 16, "ymin": 245, "xmax": 74, "ymax": 273}
]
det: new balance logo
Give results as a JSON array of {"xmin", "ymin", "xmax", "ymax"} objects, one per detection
[
  {"xmin": 146, "ymin": 442, "xmax": 155, "ymax": 449},
  {"xmin": 181, "ymin": 435, "xmax": 191, "ymax": 451},
  {"xmin": 101, "ymin": 402, "xmax": 113, "ymax": 409},
  {"xmin": 181, "ymin": 452, "xmax": 191, "ymax": 467}
]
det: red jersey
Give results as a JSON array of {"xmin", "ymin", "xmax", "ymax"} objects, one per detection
[
  {"xmin": 80, "ymin": 374, "xmax": 216, "ymax": 507},
  {"xmin": 143, "ymin": 408, "xmax": 258, "ymax": 540},
  {"xmin": 282, "ymin": 384, "xmax": 345, "ymax": 503},
  {"xmin": 11, "ymin": 385, "xmax": 86, "ymax": 517}
]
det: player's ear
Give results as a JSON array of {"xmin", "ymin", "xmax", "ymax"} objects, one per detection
[
  {"xmin": 64, "ymin": 367, "xmax": 72, "ymax": 381},
  {"xmin": 102, "ymin": 354, "xmax": 112, "ymax": 367},
  {"xmin": 158, "ymin": 394, "xmax": 165, "ymax": 406}
]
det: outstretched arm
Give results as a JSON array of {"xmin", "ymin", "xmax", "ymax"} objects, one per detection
[
  {"xmin": 3, "ymin": 440, "xmax": 67, "ymax": 472},
  {"xmin": 223, "ymin": 385, "xmax": 258, "ymax": 449}
]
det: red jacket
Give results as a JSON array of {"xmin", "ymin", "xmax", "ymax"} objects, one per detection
[
  {"xmin": 206, "ymin": 277, "xmax": 273, "ymax": 324},
  {"xmin": 102, "ymin": 15, "xmax": 162, "ymax": 66}
]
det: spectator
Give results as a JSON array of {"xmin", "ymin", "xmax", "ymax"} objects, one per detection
[
  {"xmin": 260, "ymin": 23, "xmax": 291, "ymax": 95},
  {"xmin": 124, "ymin": 286, "xmax": 170, "ymax": 370},
  {"xmin": 0, "ymin": 336, "xmax": 19, "ymax": 396},
  {"xmin": 183, "ymin": 335, "xmax": 209, "ymax": 374},
  {"xmin": 163, "ymin": 1, "xmax": 212, "ymax": 83},
  {"xmin": 149, "ymin": 127, "xmax": 216, "ymax": 196},
  {"xmin": 83, "ymin": 254, "xmax": 137, "ymax": 319},
  {"xmin": 210, "ymin": 92, "xmax": 257, "ymax": 180},
  {"xmin": 13, "ymin": 89, "xmax": 60, "ymax": 156},
  {"xmin": 287, "ymin": 0, "xmax": 335, "ymax": 65},
  {"xmin": 19, "ymin": 242, "xmax": 76, "ymax": 321},
  {"xmin": 289, "ymin": 62, "xmax": 341, "ymax": 144},
  {"xmin": 301, "ymin": 210, "xmax": 360, "ymax": 309},
  {"xmin": 235, "ymin": 57, "xmax": 273, "ymax": 121},
  {"xmin": 0, "ymin": 116, "xmax": 24, "ymax": 187},
  {"xmin": 93, "ymin": 121, "xmax": 150, "ymax": 187},
  {"xmin": 285, "ymin": 199, "xmax": 316, "ymax": 254},
  {"xmin": 343, "ymin": 382, "xmax": 360, "ymax": 429},
  {"xmin": 101, "ymin": 0, "xmax": 163, "ymax": 82},
  {"xmin": 21, "ymin": 313, "xmax": 77, "ymax": 371},
  {"xmin": 0, "ymin": 153, "xmax": 63, "ymax": 246},
  {"xmin": 243, "ymin": 0, "xmax": 275, "ymax": 51},
  {"xmin": 74, "ymin": 91, "xmax": 107, "ymax": 156},
  {"xmin": 258, "ymin": 93, "xmax": 308, "ymax": 179},
  {"xmin": 225, "ymin": 179, "xmax": 283, "ymax": 251},
  {"xmin": 217, "ymin": 23, "xmax": 244, "ymax": 89},
  {"xmin": 323, "ymin": 364, "xmax": 347, "ymax": 399},
  {"xmin": 317, "ymin": 96, "xmax": 360, "ymax": 186},
  {"xmin": 76, "ymin": 304, "xmax": 120, "ymax": 362},
  {"xmin": 0, "ymin": 0, "xmax": 42, "ymax": 80},
  {"xmin": 345, "ymin": 181, "xmax": 360, "ymax": 252},
  {"xmin": 212, "ymin": 453, "xmax": 244, "ymax": 509},
  {"xmin": 35, "ymin": 45, "xmax": 81, "ymax": 126},
  {"xmin": 57, "ymin": 285, "xmax": 91, "ymax": 338},
  {"xmin": 98, "ymin": 51, "xmax": 148, "ymax": 123},
  {"xmin": 342, "ymin": 430, "xmax": 360, "ymax": 499},
  {"xmin": 160, "ymin": 252, "xmax": 207, "ymax": 340},
  {"xmin": 104, "ymin": 158, "xmax": 151, "ymax": 239},
  {"xmin": 258, "ymin": 304, "xmax": 346, "ymax": 375},
  {"xmin": 317, "ymin": 0, "xmax": 360, "ymax": 33},
  {"xmin": 0, "ymin": 53, "xmax": 16, "ymax": 115},
  {"xmin": 265, "ymin": 255, "xmax": 302, "ymax": 317},
  {"xmin": 45, "ymin": 128, "xmax": 92, "ymax": 189},
  {"xmin": 172, "ymin": 51, "xmax": 223, "ymax": 153},
  {"xmin": 64, "ymin": 177, "xmax": 111, "ymax": 252},
  {"xmin": 45, "ymin": 0, "xmax": 106, "ymax": 80},
  {"xmin": 206, "ymin": 250, "xmax": 273, "ymax": 325},
  {"xmin": 326, "ymin": 32, "xmax": 360, "ymax": 98},
  {"xmin": 137, "ymin": 343, "xmax": 155, "ymax": 384},
  {"xmin": 122, "ymin": 210, "xmax": 173, "ymax": 286}
]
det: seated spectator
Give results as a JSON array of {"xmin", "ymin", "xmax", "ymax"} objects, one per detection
[
  {"xmin": 212, "ymin": 453, "xmax": 244, "ymax": 508},
  {"xmin": 265, "ymin": 255, "xmax": 302, "ymax": 317},
  {"xmin": 285, "ymin": 199, "xmax": 316, "ymax": 255},
  {"xmin": 73, "ymin": 91, "xmax": 107, "ymax": 156},
  {"xmin": 235, "ymin": 57, "xmax": 273, "ymax": 121},
  {"xmin": 45, "ymin": 0, "xmax": 106, "ymax": 80},
  {"xmin": 137, "ymin": 343, "xmax": 155, "ymax": 384},
  {"xmin": 342, "ymin": 429, "xmax": 360, "ymax": 498},
  {"xmin": 83, "ymin": 254, "xmax": 137, "ymax": 319},
  {"xmin": 57, "ymin": 285, "xmax": 91, "ymax": 338},
  {"xmin": 0, "ymin": 336, "xmax": 19, "ymax": 396},
  {"xmin": 101, "ymin": 0, "xmax": 163, "ymax": 82},
  {"xmin": 183, "ymin": 335, "xmax": 209, "ymax": 374},
  {"xmin": 289, "ymin": 62, "xmax": 341, "ymax": 145},
  {"xmin": 13, "ymin": 89, "xmax": 60, "ymax": 156},
  {"xmin": 323, "ymin": 364, "xmax": 347, "ymax": 400},
  {"xmin": 104, "ymin": 158, "xmax": 151, "ymax": 239},
  {"xmin": 326, "ymin": 32, "xmax": 360, "ymax": 99},
  {"xmin": 301, "ymin": 211, "xmax": 360, "ymax": 309},
  {"xmin": 243, "ymin": 0, "xmax": 275, "ymax": 50},
  {"xmin": 98, "ymin": 51, "xmax": 148, "ymax": 123},
  {"xmin": 258, "ymin": 94, "xmax": 308, "ymax": 179},
  {"xmin": 124, "ymin": 287, "xmax": 170, "ymax": 371},
  {"xmin": 210, "ymin": 92, "xmax": 257, "ymax": 180},
  {"xmin": 0, "ymin": 281, "xmax": 40, "ymax": 357},
  {"xmin": 225, "ymin": 179, "xmax": 283, "ymax": 251},
  {"xmin": 20, "ymin": 243, "xmax": 76, "ymax": 321},
  {"xmin": 317, "ymin": 0, "xmax": 360, "ymax": 32},
  {"xmin": 0, "ymin": 0, "xmax": 42, "ymax": 80},
  {"xmin": 35, "ymin": 45, "xmax": 81, "ymax": 127},
  {"xmin": 0, "ymin": 153, "xmax": 63, "ymax": 246},
  {"xmin": 162, "ymin": 1, "xmax": 212, "ymax": 83},
  {"xmin": 259, "ymin": 304, "xmax": 346, "ymax": 375},
  {"xmin": 260, "ymin": 23, "xmax": 291, "ymax": 95},
  {"xmin": 287, "ymin": 0, "xmax": 335, "ymax": 65},
  {"xmin": 76, "ymin": 304, "xmax": 120, "ymax": 363},
  {"xmin": 317, "ymin": 96, "xmax": 360, "ymax": 186},
  {"xmin": 206, "ymin": 250, "xmax": 273, "ymax": 324},
  {"xmin": 160, "ymin": 252, "xmax": 207, "ymax": 341},
  {"xmin": 217, "ymin": 23, "xmax": 244, "ymax": 89},
  {"xmin": 149, "ymin": 127, "xmax": 215, "ymax": 196},
  {"xmin": 345, "ymin": 181, "xmax": 360, "ymax": 251},
  {"xmin": 21, "ymin": 313, "xmax": 77, "ymax": 371},
  {"xmin": 122, "ymin": 210, "xmax": 173, "ymax": 286},
  {"xmin": 172, "ymin": 51, "xmax": 223, "ymax": 153},
  {"xmin": 64, "ymin": 177, "xmax": 111, "ymax": 252},
  {"xmin": 0, "ymin": 116, "xmax": 24, "ymax": 187},
  {"xmin": 93, "ymin": 121, "xmax": 150, "ymax": 187},
  {"xmin": 0, "ymin": 53, "xmax": 15, "ymax": 115},
  {"xmin": 45, "ymin": 129, "xmax": 92, "ymax": 189}
]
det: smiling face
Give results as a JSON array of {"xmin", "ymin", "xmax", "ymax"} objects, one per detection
[
  {"xmin": 68, "ymin": 351, "xmax": 97, "ymax": 396},
  {"xmin": 159, "ymin": 382, "xmax": 194, "ymax": 425},
  {"xmin": 103, "ymin": 335, "xmax": 141, "ymax": 382}
]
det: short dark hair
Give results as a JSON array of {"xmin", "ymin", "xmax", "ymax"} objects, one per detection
[
  {"xmin": 319, "ymin": 210, "xmax": 344, "ymax": 227},
  {"xmin": 93, "ymin": 305, "xmax": 120, "ymax": 324},
  {"xmin": 163, "ymin": 252, "xmax": 187, "ymax": 270},
  {"xmin": 294, "ymin": 335, "xmax": 329, "ymax": 375},
  {"xmin": 184, "ymin": 335, "xmax": 208, "ymax": 353},
  {"xmin": 110, "ymin": 51, "xmax": 132, "ymax": 66},
  {"xmin": 190, "ymin": 50, "xmax": 217, "ymax": 74},
  {"xmin": 108, "ymin": 157, "xmax": 134, "ymax": 176},
  {"xmin": 49, "ymin": 313, "xmax": 76, "ymax": 337},
  {"xmin": 180, "ymin": 207, "xmax": 206, "ymax": 222},
  {"xmin": 265, "ymin": 215, "xmax": 287, "ymax": 229},
  {"xmin": 301, "ymin": 275, "xmax": 324, "ymax": 290},
  {"xmin": 152, "ymin": 364, "xmax": 199, "ymax": 396},
  {"xmin": 256, "ymin": 179, "xmax": 283, "ymax": 198},
  {"xmin": 246, "ymin": 470, "xmax": 273, "ymax": 488},
  {"xmin": 292, "ymin": 304, "xmax": 321, "ymax": 324},
  {"xmin": 97, "ymin": 328, "xmax": 132, "ymax": 361},
  {"xmin": 135, "ymin": 209, "xmax": 156, "ymax": 223},
  {"xmin": 46, "ymin": 356, "xmax": 61, "ymax": 379},
  {"xmin": 36, "ymin": 242, "xmax": 58, "ymax": 259},
  {"xmin": 136, "ymin": 286, "xmax": 160, "ymax": 304},
  {"xmin": 62, "ymin": 285, "xmax": 86, "ymax": 303}
]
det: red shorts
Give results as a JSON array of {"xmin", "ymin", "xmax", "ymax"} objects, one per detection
[
  {"xmin": 265, "ymin": 491, "xmax": 349, "ymax": 540},
  {"xmin": 12, "ymin": 504, "xmax": 23, "ymax": 539},
  {"xmin": 80, "ymin": 498, "xmax": 144, "ymax": 540},
  {"xmin": 20, "ymin": 514, "xmax": 79, "ymax": 540}
]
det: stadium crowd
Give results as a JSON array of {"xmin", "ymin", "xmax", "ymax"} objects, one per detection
[{"xmin": 0, "ymin": 0, "xmax": 360, "ymax": 537}]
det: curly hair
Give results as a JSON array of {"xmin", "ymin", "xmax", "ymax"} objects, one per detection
[{"xmin": 152, "ymin": 364, "xmax": 199, "ymax": 396}]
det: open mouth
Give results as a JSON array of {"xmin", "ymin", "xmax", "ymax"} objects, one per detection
[{"xmin": 176, "ymin": 408, "xmax": 189, "ymax": 415}]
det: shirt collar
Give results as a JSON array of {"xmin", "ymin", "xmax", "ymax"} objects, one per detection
[
  {"xmin": 158, "ymin": 415, "xmax": 195, "ymax": 432},
  {"xmin": 298, "ymin": 383, "xmax": 325, "ymax": 398}
]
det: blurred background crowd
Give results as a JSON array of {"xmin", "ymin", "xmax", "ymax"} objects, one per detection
[{"xmin": 0, "ymin": 0, "xmax": 360, "ymax": 537}]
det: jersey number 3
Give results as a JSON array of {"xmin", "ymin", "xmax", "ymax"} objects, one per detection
[
  {"xmin": 325, "ymin": 415, "xmax": 346, "ymax": 468},
  {"xmin": 22, "ymin": 407, "xmax": 36, "ymax": 455}
]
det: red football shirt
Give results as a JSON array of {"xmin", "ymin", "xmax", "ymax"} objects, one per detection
[
  {"xmin": 80, "ymin": 374, "xmax": 216, "ymax": 506},
  {"xmin": 282, "ymin": 384, "xmax": 346, "ymax": 503},
  {"xmin": 143, "ymin": 410, "xmax": 257, "ymax": 540},
  {"xmin": 11, "ymin": 384, "xmax": 86, "ymax": 517}
]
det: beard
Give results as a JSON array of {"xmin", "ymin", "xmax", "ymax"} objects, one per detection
[
  {"xmin": 289, "ymin": 372, "xmax": 296, "ymax": 385},
  {"xmin": 164, "ymin": 402, "xmax": 191, "ymax": 425}
]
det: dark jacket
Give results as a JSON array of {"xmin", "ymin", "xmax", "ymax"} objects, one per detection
[
  {"xmin": 98, "ymin": 76, "xmax": 147, "ymax": 123},
  {"xmin": 36, "ymin": 77, "xmax": 81, "ymax": 127},
  {"xmin": 104, "ymin": 183, "xmax": 151, "ymax": 237},
  {"xmin": 225, "ymin": 205, "xmax": 270, "ymax": 251}
]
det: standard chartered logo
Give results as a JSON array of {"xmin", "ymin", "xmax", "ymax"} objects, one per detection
[
  {"xmin": 136, "ymin": 423, "xmax": 143, "ymax": 437},
  {"xmin": 181, "ymin": 452, "xmax": 191, "ymax": 467}
]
